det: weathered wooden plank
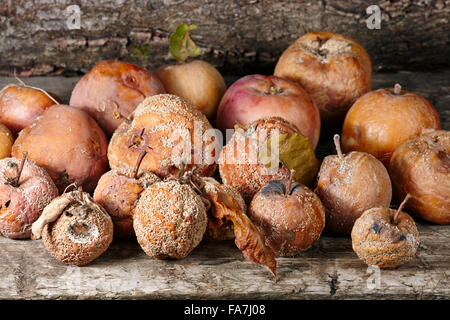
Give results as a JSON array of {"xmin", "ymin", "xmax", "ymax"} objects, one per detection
[
  {"xmin": 1, "ymin": 1, "xmax": 449, "ymax": 76},
  {"xmin": 0, "ymin": 222, "xmax": 448, "ymax": 299}
]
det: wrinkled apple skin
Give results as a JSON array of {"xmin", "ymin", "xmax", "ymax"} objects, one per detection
[
  {"xmin": 11, "ymin": 105, "xmax": 108, "ymax": 194},
  {"xmin": 342, "ymin": 88, "xmax": 441, "ymax": 166},
  {"xmin": 70, "ymin": 60, "xmax": 166, "ymax": 136},
  {"xmin": 108, "ymin": 94, "xmax": 218, "ymax": 179},
  {"xmin": 0, "ymin": 157, "xmax": 58, "ymax": 239},
  {"xmin": 351, "ymin": 207, "xmax": 419, "ymax": 268},
  {"xmin": 0, "ymin": 124, "xmax": 13, "ymax": 160},
  {"xmin": 316, "ymin": 151, "xmax": 392, "ymax": 234},
  {"xmin": 93, "ymin": 169, "xmax": 160, "ymax": 239},
  {"xmin": 249, "ymin": 180, "xmax": 325, "ymax": 256},
  {"xmin": 216, "ymin": 74, "xmax": 320, "ymax": 149},
  {"xmin": 0, "ymin": 84, "xmax": 60, "ymax": 134},
  {"xmin": 389, "ymin": 130, "xmax": 450, "ymax": 224},
  {"xmin": 156, "ymin": 60, "xmax": 226, "ymax": 120},
  {"xmin": 274, "ymin": 31, "xmax": 372, "ymax": 123}
]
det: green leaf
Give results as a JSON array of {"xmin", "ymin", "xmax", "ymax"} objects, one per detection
[
  {"xmin": 258, "ymin": 133, "xmax": 319, "ymax": 187},
  {"xmin": 169, "ymin": 23, "xmax": 201, "ymax": 62}
]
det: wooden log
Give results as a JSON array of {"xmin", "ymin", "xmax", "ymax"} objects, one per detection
[{"xmin": 0, "ymin": 0, "xmax": 449, "ymax": 76}]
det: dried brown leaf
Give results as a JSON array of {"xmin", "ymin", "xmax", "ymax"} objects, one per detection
[{"xmin": 202, "ymin": 181, "xmax": 277, "ymax": 276}]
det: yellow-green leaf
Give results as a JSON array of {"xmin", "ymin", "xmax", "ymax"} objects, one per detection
[
  {"xmin": 259, "ymin": 133, "xmax": 319, "ymax": 187},
  {"xmin": 169, "ymin": 23, "xmax": 201, "ymax": 62}
]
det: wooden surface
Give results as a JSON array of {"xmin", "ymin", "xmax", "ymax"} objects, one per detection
[
  {"xmin": 0, "ymin": 72, "xmax": 449, "ymax": 299},
  {"xmin": 1, "ymin": 0, "xmax": 450, "ymax": 76}
]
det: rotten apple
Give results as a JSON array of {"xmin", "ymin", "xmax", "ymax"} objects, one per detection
[
  {"xmin": 0, "ymin": 154, "xmax": 58, "ymax": 239},
  {"xmin": 0, "ymin": 82, "xmax": 61, "ymax": 134},
  {"xmin": 11, "ymin": 105, "xmax": 108, "ymax": 193},
  {"xmin": 70, "ymin": 59, "xmax": 165, "ymax": 136},
  {"xmin": 274, "ymin": 31, "xmax": 372, "ymax": 123},
  {"xmin": 342, "ymin": 84, "xmax": 441, "ymax": 166},
  {"xmin": 0, "ymin": 123, "xmax": 14, "ymax": 160},
  {"xmin": 389, "ymin": 130, "xmax": 450, "ymax": 224}
]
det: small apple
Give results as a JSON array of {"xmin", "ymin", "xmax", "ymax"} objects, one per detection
[
  {"xmin": 0, "ymin": 154, "xmax": 59, "ymax": 239},
  {"xmin": 0, "ymin": 123, "xmax": 14, "ymax": 160},
  {"xmin": 274, "ymin": 31, "xmax": 372, "ymax": 123},
  {"xmin": 351, "ymin": 195, "xmax": 419, "ymax": 269},
  {"xmin": 94, "ymin": 150, "xmax": 161, "ymax": 239},
  {"xmin": 70, "ymin": 60, "xmax": 165, "ymax": 136},
  {"xmin": 0, "ymin": 82, "xmax": 61, "ymax": 134},
  {"xmin": 342, "ymin": 84, "xmax": 441, "ymax": 166},
  {"xmin": 216, "ymin": 74, "xmax": 321, "ymax": 149},
  {"xmin": 155, "ymin": 24, "xmax": 226, "ymax": 120}
]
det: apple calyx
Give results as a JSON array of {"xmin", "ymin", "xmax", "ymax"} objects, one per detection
[
  {"xmin": 169, "ymin": 23, "xmax": 201, "ymax": 63},
  {"xmin": 393, "ymin": 194, "xmax": 411, "ymax": 225},
  {"xmin": 269, "ymin": 86, "xmax": 279, "ymax": 95}
]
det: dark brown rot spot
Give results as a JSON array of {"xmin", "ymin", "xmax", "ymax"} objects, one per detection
[{"xmin": 371, "ymin": 223, "xmax": 381, "ymax": 234}]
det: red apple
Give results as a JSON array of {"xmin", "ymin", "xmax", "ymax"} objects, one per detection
[
  {"xmin": 216, "ymin": 75, "xmax": 321, "ymax": 149},
  {"xmin": 0, "ymin": 155, "xmax": 58, "ymax": 239}
]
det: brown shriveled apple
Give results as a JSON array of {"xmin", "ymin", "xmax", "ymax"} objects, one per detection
[
  {"xmin": 93, "ymin": 151, "xmax": 161, "ymax": 239},
  {"xmin": 249, "ymin": 172, "xmax": 325, "ymax": 256},
  {"xmin": 133, "ymin": 179, "xmax": 207, "ymax": 259},
  {"xmin": 216, "ymin": 74, "xmax": 321, "ymax": 149},
  {"xmin": 32, "ymin": 190, "xmax": 113, "ymax": 266},
  {"xmin": 108, "ymin": 94, "xmax": 218, "ymax": 179},
  {"xmin": 316, "ymin": 135, "xmax": 392, "ymax": 234},
  {"xmin": 274, "ymin": 31, "xmax": 372, "ymax": 123},
  {"xmin": 11, "ymin": 105, "xmax": 108, "ymax": 193},
  {"xmin": 0, "ymin": 154, "xmax": 58, "ymax": 239},
  {"xmin": 155, "ymin": 24, "xmax": 226, "ymax": 120},
  {"xmin": 351, "ymin": 195, "xmax": 420, "ymax": 268},
  {"xmin": 0, "ymin": 123, "xmax": 14, "ymax": 160},
  {"xmin": 219, "ymin": 117, "xmax": 319, "ymax": 203},
  {"xmin": 389, "ymin": 130, "xmax": 450, "ymax": 224},
  {"xmin": 70, "ymin": 60, "xmax": 165, "ymax": 136},
  {"xmin": 342, "ymin": 84, "xmax": 441, "ymax": 166},
  {"xmin": 0, "ymin": 82, "xmax": 61, "ymax": 134}
]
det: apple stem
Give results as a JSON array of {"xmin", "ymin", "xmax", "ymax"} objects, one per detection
[
  {"xmin": 133, "ymin": 149, "xmax": 148, "ymax": 179},
  {"xmin": 333, "ymin": 134, "xmax": 343, "ymax": 158},
  {"xmin": 15, "ymin": 152, "xmax": 28, "ymax": 186},
  {"xmin": 393, "ymin": 194, "xmax": 411, "ymax": 225},
  {"xmin": 285, "ymin": 169, "xmax": 295, "ymax": 196},
  {"xmin": 112, "ymin": 110, "xmax": 130, "ymax": 123},
  {"xmin": 394, "ymin": 83, "xmax": 402, "ymax": 95}
]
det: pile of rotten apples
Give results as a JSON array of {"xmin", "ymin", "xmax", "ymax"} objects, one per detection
[{"xmin": 0, "ymin": 27, "xmax": 448, "ymax": 277}]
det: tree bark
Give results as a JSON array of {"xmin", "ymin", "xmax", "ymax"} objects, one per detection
[{"xmin": 0, "ymin": 0, "xmax": 449, "ymax": 76}]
